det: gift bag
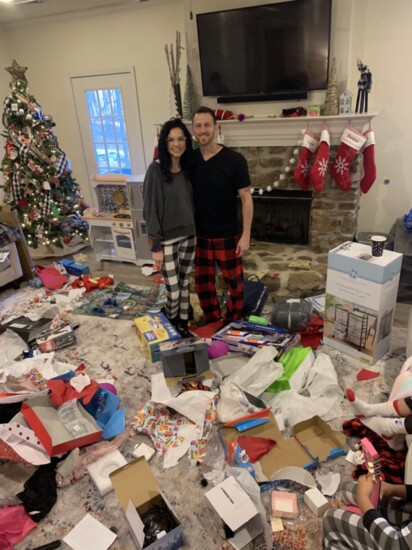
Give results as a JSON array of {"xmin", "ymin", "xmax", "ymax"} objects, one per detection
[
  {"xmin": 242, "ymin": 275, "xmax": 269, "ymax": 316},
  {"xmin": 35, "ymin": 265, "xmax": 69, "ymax": 290}
]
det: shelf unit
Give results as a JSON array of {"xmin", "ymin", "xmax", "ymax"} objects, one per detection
[
  {"xmin": 347, "ymin": 311, "xmax": 368, "ymax": 351},
  {"xmin": 83, "ymin": 175, "xmax": 153, "ymax": 267}
]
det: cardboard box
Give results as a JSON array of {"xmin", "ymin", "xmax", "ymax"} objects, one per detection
[
  {"xmin": 110, "ymin": 457, "xmax": 184, "ymax": 550},
  {"xmin": 21, "ymin": 395, "xmax": 102, "ymax": 456},
  {"xmin": 159, "ymin": 338, "xmax": 209, "ymax": 378},
  {"xmin": 36, "ymin": 324, "xmax": 76, "ymax": 352},
  {"xmin": 323, "ymin": 241, "xmax": 403, "ymax": 364},
  {"xmin": 212, "ymin": 320, "xmax": 300, "ymax": 358},
  {"xmin": 271, "ymin": 491, "xmax": 298, "ymax": 519},
  {"xmin": 134, "ymin": 313, "xmax": 180, "ymax": 363},
  {"xmin": 57, "ymin": 258, "xmax": 90, "ymax": 276},
  {"xmin": 0, "ymin": 314, "xmax": 53, "ymax": 342},
  {"xmin": 221, "ymin": 414, "xmax": 345, "ymax": 479},
  {"xmin": 0, "ymin": 205, "xmax": 36, "ymax": 280},
  {"xmin": 205, "ymin": 476, "xmax": 260, "ymax": 533}
]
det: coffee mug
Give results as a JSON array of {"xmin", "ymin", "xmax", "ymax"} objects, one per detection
[{"xmin": 370, "ymin": 235, "xmax": 387, "ymax": 257}]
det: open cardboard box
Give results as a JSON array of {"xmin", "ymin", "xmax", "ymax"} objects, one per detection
[
  {"xmin": 21, "ymin": 395, "xmax": 102, "ymax": 456},
  {"xmin": 221, "ymin": 414, "xmax": 345, "ymax": 478},
  {"xmin": 110, "ymin": 457, "xmax": 184, "ymax": 550}
]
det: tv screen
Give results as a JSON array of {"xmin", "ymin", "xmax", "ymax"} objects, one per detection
[{"xmin": 197, "ymin": 0, "xmax": 332, "ymax": 100}]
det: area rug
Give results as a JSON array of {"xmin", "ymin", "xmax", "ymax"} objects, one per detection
[
  {"xmin": 74, "ymin": 281, "xmax": 165, "ymax": 320},
  {"xmin": 0, "ymin": 285, "xmax": 409, "ymax": 550}
]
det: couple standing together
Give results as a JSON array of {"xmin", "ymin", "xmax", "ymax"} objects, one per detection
[{"xmin": 143, "ymin": 106, "xmax": 253, "ymax": 337}]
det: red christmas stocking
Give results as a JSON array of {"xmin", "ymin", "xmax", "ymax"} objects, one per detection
[
  {"xmin": 309, "ymin": 128, "xmax": 330, "ymax": 192},
  {"xmin": 293, "ymin": 131, "xmax": 319, "ymax": 190},
  {"xmin": 360, "ymin": 129, "xmax": 376, "ymax": 194},
  {"xmin": 153, "ymin": 128, "xmax": 160, "ymax": 161},
  {"xmin": 331, "ymin": 127, "xmax": 366, "ymax": 191}
]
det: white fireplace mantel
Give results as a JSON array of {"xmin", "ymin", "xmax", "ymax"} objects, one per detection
[{"xmin": 217, "ymin": 112, "xmax": 378, "ymax": 147}]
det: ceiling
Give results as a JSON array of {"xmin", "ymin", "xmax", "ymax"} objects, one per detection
[{"xmin": 0, "ymin": 0, "xmax": 152, "ymax": 24}]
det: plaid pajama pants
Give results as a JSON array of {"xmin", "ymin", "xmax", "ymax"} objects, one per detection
[
  {"xmin": 323, "ymin": 480, "xmax": 412, "ymax": 549},
  {"xmin": 195, "ymin": 235, "xmax": 243, "ymax": 322},
  {"xmin": 161, "ymin": 236, "xmax": 196, "ymax": 321}
]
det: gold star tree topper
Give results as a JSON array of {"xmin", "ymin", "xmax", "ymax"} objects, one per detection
[{"xmin": 5, "ymin": 59, "xmax": 28, "ymax": 83}]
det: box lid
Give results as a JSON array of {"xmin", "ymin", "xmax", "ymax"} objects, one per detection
[
  {"xmin": 292, "ymin": 415, "xmax": 345, "ymax": 463},
  {"xmin": 110, "ymin": 457, "xmax": 159, "ymax": 512},
  {"xmin": 328, "ymin": 241, "xmax": 403, "ymax": 283}
]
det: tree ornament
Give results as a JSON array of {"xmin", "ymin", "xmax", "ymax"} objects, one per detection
[
  {"xmin": 323, "ymin": 57, "xmax": 339, "ymax": 116},
  {"xmin": 5, "ymin": 59, "xmax": 28, "ymax": 83}
]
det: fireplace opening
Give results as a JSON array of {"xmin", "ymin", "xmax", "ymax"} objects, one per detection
[{"xmin": 239, "ymin": 189, "xmax": 313, "ymax": 245}]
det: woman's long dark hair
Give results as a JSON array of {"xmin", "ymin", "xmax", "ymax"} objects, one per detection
[{"xmin": 158, "ymin": 118, "xmax": 193, "ymax": 183}]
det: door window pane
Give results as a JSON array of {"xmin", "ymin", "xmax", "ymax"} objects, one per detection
[{"xmin": 85, "ymin": 87, "xmax": 131, "ymax": 175}]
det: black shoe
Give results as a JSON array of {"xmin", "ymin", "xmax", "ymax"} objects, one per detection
[{"xmin": 161, "ymin": 307, "xmax": 180, "ymax": 328}]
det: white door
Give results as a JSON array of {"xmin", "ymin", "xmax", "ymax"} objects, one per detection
[{"xmin": 71, "ymin": 70, "xmax": 146, "ymax": 204}]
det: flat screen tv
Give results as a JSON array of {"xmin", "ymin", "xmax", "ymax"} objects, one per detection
[{"xmin": 197, "ymin": 0, "xmax": 332, "ymax": 103}]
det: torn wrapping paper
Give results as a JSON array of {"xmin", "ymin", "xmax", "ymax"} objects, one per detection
[
  {"xmin": 315, "ymin": 471, "xmax": 340, "ymax": 496},
  {"xmin": 224, "ymin": 346, "xmax": 283, "ymax": 397},
  {"xmin": 131, "ymin": 395, "xmax": 218, "ymax": 469},
  {"xmin": 262, "ymin": 353, "xmax": 343, "ymax": 427},
  {"xmin": 0, "ymin": 421, "xmax": 50, "ymax": 465}
]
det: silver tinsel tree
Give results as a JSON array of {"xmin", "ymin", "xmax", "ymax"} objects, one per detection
[{"xmin": 323, "ymin": 57, "xmax": 339, "ymax": 116}]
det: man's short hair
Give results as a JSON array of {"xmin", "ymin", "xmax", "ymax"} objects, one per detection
[{"xmin": 192, "ymin": 106, "xmax": 216, "ymax": 124}]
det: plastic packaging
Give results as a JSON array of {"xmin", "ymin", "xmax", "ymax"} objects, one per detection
[
  {"xmin": 57, "ymin": 399, "xmax": 95, "ymax": 437},
  {"xmin": 200, "ymin": 425, "xmax": 226, "ymax": 486},
  {"xmin": 271, "ymin": 299, "xmax": 313, "ymax": 331}
]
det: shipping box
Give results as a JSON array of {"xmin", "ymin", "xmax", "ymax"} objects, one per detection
[
  {"xmin": 134, "ymin": 313, "xmax": 180, "ymax": 363},
  {"xmin": 221, "ymin": 414, "xmax": 345, "ymax": 479},
  {"xmin": 110, "ymin": 457, "xmax": 184, "ymax": 550},
  {"xmin": 323, "ymin": 241, "xmax": 403, "ymax": 364}
]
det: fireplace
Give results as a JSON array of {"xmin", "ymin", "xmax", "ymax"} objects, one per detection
[{"xmin": 250, "ymin": 189, "xmax": 312, "ymax": 245}]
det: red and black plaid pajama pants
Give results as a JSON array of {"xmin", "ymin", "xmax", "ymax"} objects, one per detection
[{"xmin": 195, "ymin": 235, "xmax": 243, "ymax": 322}]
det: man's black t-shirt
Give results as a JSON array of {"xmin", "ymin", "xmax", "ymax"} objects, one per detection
[{"xmin": 191, "ymin": 147, "xmax": 251, "ymax": 238}]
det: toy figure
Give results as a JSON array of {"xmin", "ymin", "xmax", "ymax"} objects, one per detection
[{"xmin": 355, "ymin": 59, "xmax": 372, "ymax": 114}]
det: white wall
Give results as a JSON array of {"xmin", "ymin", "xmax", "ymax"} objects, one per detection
[
  {"xmin": 1, "ymin": 1, "xmax": 185, "ymax": 205},
  {"xmin": 348, "ymin": 0, "xmax": 412, "ymax": 233}
]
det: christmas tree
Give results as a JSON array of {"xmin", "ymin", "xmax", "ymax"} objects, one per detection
[
  {"xmin": 183, "ymin": 65, "xmax": 200, "ymax": 120},
  {"xmin": 1, "ymin": 59, "xmax": 89, "ymax": 250},
  {"xmin": 323, "ymin": 57, "xmax": 339, "ymax": 116}
]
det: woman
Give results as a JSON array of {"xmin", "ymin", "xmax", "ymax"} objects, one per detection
[{"xmin": 143, "ymin": 118, "xmax": 195, "ymax": 338}]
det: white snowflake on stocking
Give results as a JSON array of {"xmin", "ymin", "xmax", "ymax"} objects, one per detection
[
  {"xmin": 300, "ymin": 160, "xmax": 310, "ymax": 176},
  {"xmin": 317, "ymin": 158, "xmax": 328, "ymax": 176},
  {"xmin": 334, "ymin": 156, "xmax": 349, "ymax": 175}
]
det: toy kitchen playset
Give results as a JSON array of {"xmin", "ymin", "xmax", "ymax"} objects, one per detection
[{"xmin": 82, "ymin": 175, "xmax": 152, "ymax": 266}]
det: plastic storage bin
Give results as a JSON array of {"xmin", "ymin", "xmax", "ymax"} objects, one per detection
[{"xmin": 355, "ymin": 231, "xmax": 394, "ymax": 251}]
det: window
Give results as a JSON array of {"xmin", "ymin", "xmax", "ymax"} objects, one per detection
[{"xmin": 86, "ymin": 88, "xmax": 131, "ymax": 175}]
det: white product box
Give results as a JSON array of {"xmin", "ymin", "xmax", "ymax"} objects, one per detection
[{"xmin": 323, "ymin": 241, "xmax": 403, "ymax": 365}]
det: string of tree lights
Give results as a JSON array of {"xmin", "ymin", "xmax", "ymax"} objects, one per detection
[{"xmin": 1, "ymin": 59, "xmax": 89, "ymax": 249}]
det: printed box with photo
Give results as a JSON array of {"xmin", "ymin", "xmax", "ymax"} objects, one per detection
[{"xmin": 323, "ymin": 241, "xmax": 403, "ymax": 364}]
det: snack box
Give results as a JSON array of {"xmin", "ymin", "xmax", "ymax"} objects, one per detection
[{"xmin": 134, "ymin": 312, "xmax": 180, "ymax": 363}]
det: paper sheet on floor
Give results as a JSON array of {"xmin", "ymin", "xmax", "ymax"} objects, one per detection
[{"xmin": 263, "ymin": 353, "xmax": 343, "ymax": 427}]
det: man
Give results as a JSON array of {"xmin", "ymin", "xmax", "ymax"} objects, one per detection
[{"xmin": 191, "ymin": 106, "xmax": 253, "ymax": 324}]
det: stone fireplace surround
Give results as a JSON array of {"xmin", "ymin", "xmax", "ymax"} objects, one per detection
[{"xmin": 216, "ymin": 113, "xmax": 377, "ymax": 301}]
